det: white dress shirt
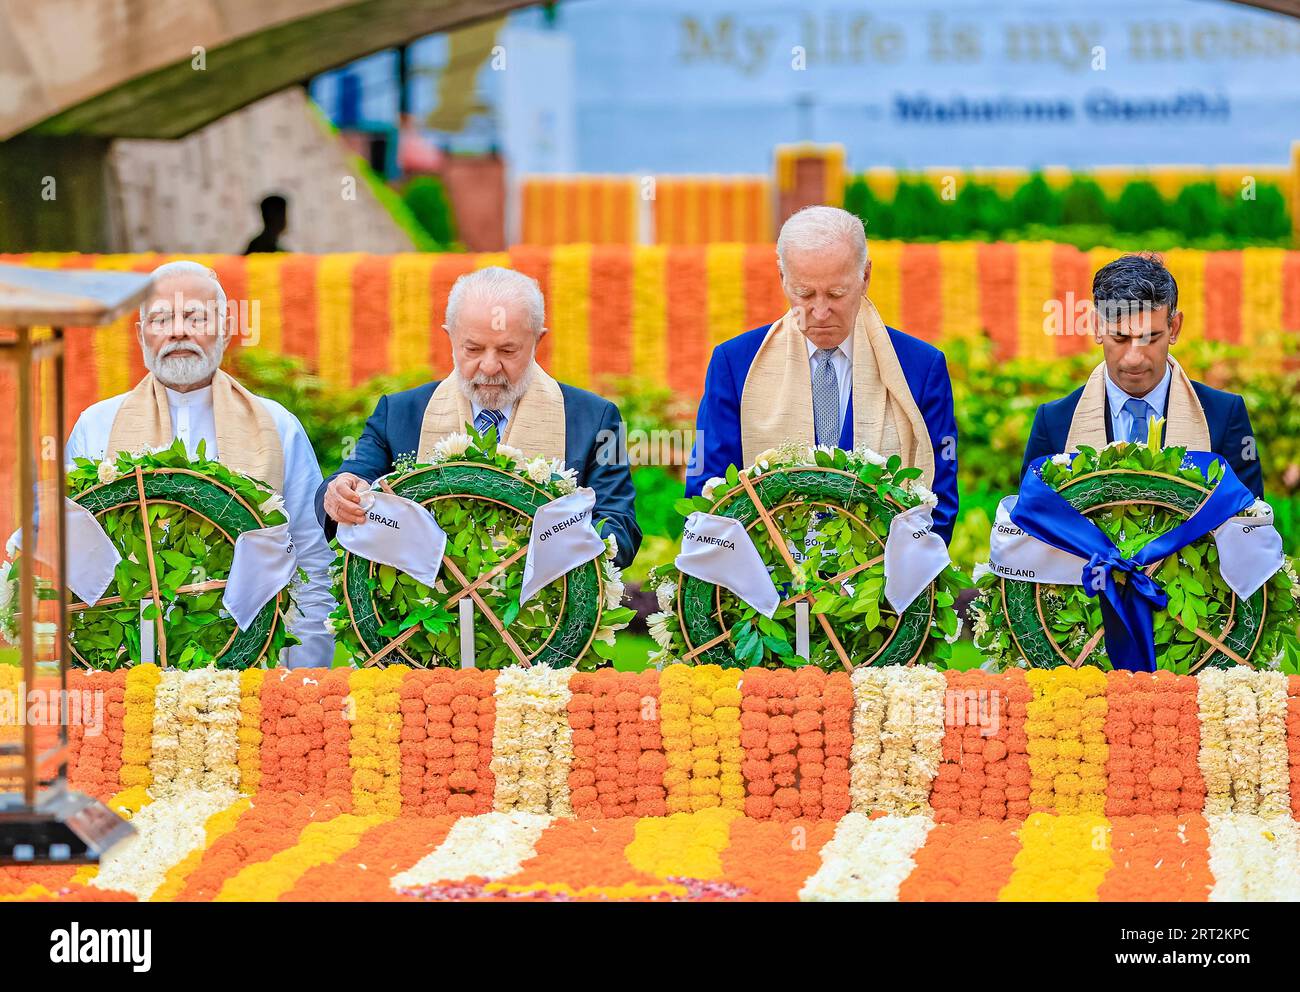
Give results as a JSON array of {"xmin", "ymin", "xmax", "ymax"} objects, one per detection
[
  {"xmin": 66, "ymin": 384, "xmax": 337, "ymax": 669},
  {"xmin": 1103, "ymin": 364, "xmax": 1172, "ymax": 444},
  {"xmin": 805, "ymin": 333, "xmax": 854, "ymax": 435}
]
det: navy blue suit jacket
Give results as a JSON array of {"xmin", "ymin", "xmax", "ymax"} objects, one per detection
[
  {"xmin": 1020, "ymin": 379, "xmax": 1264, "ymax": 497},
  {"xmin": 685, "ymin": 323, "xmax": 960, "ymax": 544},
  {"xmin": 315, "ymin": 381, "xmax": 642, "ymax": 568}
]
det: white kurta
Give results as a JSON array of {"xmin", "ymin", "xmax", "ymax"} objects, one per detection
[{"xmin": 66, "ymin": 384, "xmax": 337, "ymax": 668}]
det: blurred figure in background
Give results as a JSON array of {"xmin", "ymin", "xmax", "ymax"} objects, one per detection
[{"xmin": 243, "ymin": 194, "xmax": 289, "ymax": 254}]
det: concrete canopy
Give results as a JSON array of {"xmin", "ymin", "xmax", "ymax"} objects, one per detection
[{"xmin": 0, "ymin": 0, "xmax": 531, "ymax": 141}]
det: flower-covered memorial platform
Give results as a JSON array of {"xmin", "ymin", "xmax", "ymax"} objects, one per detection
[{"xmin": 4, "ymin": 663, "xmax": 1300, "ymax": 902}]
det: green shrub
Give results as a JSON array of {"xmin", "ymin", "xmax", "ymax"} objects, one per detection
[
  {"xmin": 1110, "ymin": 179, "xmax": 1168, "ymax": 233},
  {"xmin": 403, "ymin": 176, "xmax": 458, "ymax": 246},
  {"xmin": 1058, "ymin": 177, "xmax": 1110, "ymax": 226},
  {"xmin": 891, "ymin": 179, "xmax": 949, "ymax": 238},
  {"xmin": 1170, "ymin": 182, "xmax": 1224, "ymax": 240},
  {"xmin": 953, "ymin": 181, "xmax": 1008, "ymax": 236},
  {"xmin": 1009, "ymin": 173, "xmax": 1060, "ymax": 229}
]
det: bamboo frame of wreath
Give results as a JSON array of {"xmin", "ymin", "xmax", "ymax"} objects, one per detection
[
  {"xmin": 339, "ymin": 463, "xmax": 603, "ymax": 670},
  {"xmin": 1002, "ymin": 467, "xmax": 1266, "ymax": 673},
  {"xmin": 679, "ymin": 465, "xmax": 936, "ymax": 670},
  {"xmin": 65, "ymin": 466, "xmax": 283, "ymax": 669}
]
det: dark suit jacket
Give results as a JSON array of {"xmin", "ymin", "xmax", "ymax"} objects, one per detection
[
  {"xmin": 685, "ymin": 322, "xmax": 960, "ymax": 544},
  {"xmin": 1020, "ymin": 378, "xmax": 1264, "ymax": 497},
  {"xmin": 314, "ymin": 381, "xmax": 642, "ymax": 568}
]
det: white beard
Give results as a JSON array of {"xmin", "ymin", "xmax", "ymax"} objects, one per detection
[
  {"xmin": 145, "ymin": 339, "xmax": 224, "ymax": 389},
  {"xmin": 457, "ymin": 361, "xmax": 535, "ymax": 412}
]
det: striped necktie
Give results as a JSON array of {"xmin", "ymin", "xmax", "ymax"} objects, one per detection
[{"xmin": 474, "ymin": 407, "xmax": 505, "ymax": 440}]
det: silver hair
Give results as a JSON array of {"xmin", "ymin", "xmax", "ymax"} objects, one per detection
[
  {"xmin": 776, "ymin": 206, "xmax": 869, "ymax": 273},
  {"xmin": 445, "ymin": 266, "xmax": 546, "ymax": 336},
  {"xmin": 138, "ymin": 260, "xmax": 228, "ymax": 326}
]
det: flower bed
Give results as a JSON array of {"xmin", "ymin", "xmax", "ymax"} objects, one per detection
[{"xmin": 5, "ymin": 664, "xmax": 1300, "ymax": 901}]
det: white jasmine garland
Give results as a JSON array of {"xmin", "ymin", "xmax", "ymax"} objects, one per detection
[
  {"xmin": 1206, "ymin": 814, "xmax": 1300, "ymax": 901},
  {"xmin": 799, "ymin": 812, "xmax": 934, "ymax": 901},
  {"xmin": 601, "ymin": 560, "xmax": 625, "ymax": 610},
  {"xmin": 647, "ymin": 610, "xmax": 675, "ymax": 650},
  {"xmin": 655, "ymin": 580, "xmax": 676, "ymax": 613},
  {"xmin": 390, "ymin": 812, "xmax": 553, "ymax": 891}
]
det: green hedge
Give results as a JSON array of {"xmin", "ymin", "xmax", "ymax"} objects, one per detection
[{"xmin": 845, "ymin": 173, "xmax": 1293, "ymax": 249}]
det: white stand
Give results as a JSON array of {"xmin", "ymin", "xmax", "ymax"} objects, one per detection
[
  {"xmin": 139, "ymin": 599, "xmax": 155, "ymax": 665},
  {"xmin": 795, "ymin": 600, "xmax": 810, "ymax": 660},
  {"xmin": 458, "ymin": 597, "xmax": 476, "ymax": 668}
]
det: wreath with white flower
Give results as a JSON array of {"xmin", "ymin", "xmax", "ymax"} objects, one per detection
[
  {"xmin": 328, "ymin": 424, "xmax": 634, "ymax": 670},
  {"xmin": 0, "ymin": 439, "xmax": 303, "ymax": 669},
  {"xmin": 646, "ymin": 442, "xmax": 970, "ymax": 670},
  {"xmin": 971, "ymin": 434, "xmax": 1300, "ymax": 673}
]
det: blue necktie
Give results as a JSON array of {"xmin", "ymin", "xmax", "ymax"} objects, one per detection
[
  {"xmin": 812, "ymin": 348, "xmax": 841, "ymax": 447},
  {"xmin": 474, "ymin": 407, "xmax": 505, "ymax": 439},
  {"xmin": 1122, "ymin": 397, "xmax": 1151, "ymax": 444}
]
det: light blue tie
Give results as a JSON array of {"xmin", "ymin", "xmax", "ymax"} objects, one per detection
[
  {"xmin": 474, "ymin": 407, "xmax": 505, "ymax": 440},
  {"xmin": 1122, "ymin": 397, "xmax": 1151, "ymax": 444},
  {"xmin": 812, "ymin": 348, "xmax": 840, "ymax": 447}
]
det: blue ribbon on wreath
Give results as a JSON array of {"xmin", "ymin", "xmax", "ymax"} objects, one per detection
[{"xmin": 1011, "ymin": 451, "xmax": 1254, "ymax": 672}]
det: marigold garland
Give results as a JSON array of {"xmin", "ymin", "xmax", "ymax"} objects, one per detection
[
  {"xmin": 659, "ymin": 665, "xmax": 743, "ymax": 814},
  {"xmin": 1095, "ymin": 814, "xmax": 1213, "ymax": 902},
  {"xmin": 1288, "ymin": 675, "xmax": 1300, "ymax": 820},
  {"xmin": 931, "ymin": 669, "xmax": 1031, "ymax": 822},
  {"xmin": 1104, "ymin": 671, "xmax": 1204, "ymax": 817},
  {"xmin": 899, "ymin": 819, "xmax": 1022, "ymax": 901},
  {"xmin": 117, "ymin": 664, "xmax": 157, "ymax": 791},
  {"xmin": 487, "ymin": 817, "xmax": 672, "ymax": 901},
  {"xmin": 399, "ymin": 669, "xmax": 498, "ymax": 817},
  {"xmin": 214, "ymin": 812, "xmax": 390, "ymax": 901},
  {"xmin": 237, "ymin": 668, "xmax": 265, "ymax": 792},
  {"xmin": 849, "ymin": 667, "xmax": 946, "ymax": 815},
  {"xmin": 720, "ymin": 817, "xmax": 839, "ymax": 901},
  {"xmin": 348, "ymin": 667, "xmax": 406, "ymax": 816},
  {"xmin": 625, "ymin": 807, "xmax": 741, "ymax": 880},
  {"xmin": 1025, "ymin": 667, "xmax": 1109, "ymax": 815},
  {"xmin": 283, "ymin": 815, "xmax": 459, "ymax": 901},
  {"xmin": 999, "ymin": 812, "xmax": 1112, "ymax": 901},
  {"xmin": 567, "ymin": 670, "xmax": 666, "ymax": 819}
]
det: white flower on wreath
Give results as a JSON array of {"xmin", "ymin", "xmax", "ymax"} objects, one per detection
[
  {"xmin": 944, "ymin": 615, "xmax": 964, "ymax": 644},
  {"xmin": 971, "ymin": 562, "xmax": 991, "ymax": 584},
  {"xmin": 4, "ymin": 532, "xmax": 18, "ymax": 558},
  {"xmin": 647, "ymin": 610, "xmax": 675, "ymax": 650},
  {"xmin": 496, "ymin": 443, "xmax": 525, "ymax": 466},
  {"xmin": 524, "ymin": 456, "xmax": 551, "ymax": 485},
  {"xmin": 97, "ymin": 459, "xmax": 121, "ymax": 484},
  {"xmin": 604, "ymin": 533, "xmax": 619, "ymax": 561},
  {"xmin": 753, "ymin": 447, "xmax": 782, "ymax": 472},
  {"xmin": 258, "ymin": 493, "xmax": 286, "ymax": 517},
  {"xmin": 701, "ymin": 476, "xmax": 727, "ymax": 500},
  {"xmin": 602, "ymin": 561, "xmax": 625, "ymax": 610},
  {"xmin": 910, "ymin": 482, "xmax": 939, "ymax": 508},
  {"xmin": 655, "ymin": 579, "xmax": 676, "ymax": 612},
  {"xmin": 858, "ymin": 447, "xmax": 887, "ymax": 467},
  {"xmin": 593, "ymin": 626, "xmax": 616, "ymax": 645},
  {"xmin": 433, "ymin": 432, "xmax": 473, "ymax": 461},
  {"xmin": 1050, "ymin": 453, "xmax": 1072, "ymax": 468}
]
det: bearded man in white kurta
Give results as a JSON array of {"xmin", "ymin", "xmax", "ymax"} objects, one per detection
[{"xmin": 65, "ymin": 261, "xmax": 336, "ymax": 668}]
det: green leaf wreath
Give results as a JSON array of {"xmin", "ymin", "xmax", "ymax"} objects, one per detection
[
  {"xmin": 0, "ymin": 438, "xmax": 303, "ymax": 670},
  {"xmin": 971, "ymin": 428, "xmax": 1300, "ymax": 674},
  {"xmin": 327, "ymin": 424, "xmax": 633, "ymax": 670},
  {"xmin": 646, "ymin": 442, "xmax": 971, "ymax": 670}
]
